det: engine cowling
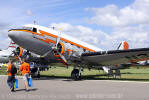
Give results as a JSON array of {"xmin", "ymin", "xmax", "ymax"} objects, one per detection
[
  {"xmin": 54, "ymin": 42, "xmax": 65, "ymax": 57},
  {"xmin": 15, "ymin": 46, "xmax": 23, "ymax": 57}
]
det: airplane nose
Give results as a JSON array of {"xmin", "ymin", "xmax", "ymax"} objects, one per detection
[
  {"xmin": 8, "ymin": 30, "xmax": 18, "ymax": 39},
  {"xmin": 8, "ymin": 30, "xmax": 33, "ymax": 44}
]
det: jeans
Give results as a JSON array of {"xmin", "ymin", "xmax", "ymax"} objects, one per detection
[{"xmin": 7, "ymin": 76, "xmax": 15, "ymax": 89}]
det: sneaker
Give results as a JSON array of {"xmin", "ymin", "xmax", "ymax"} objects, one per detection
[
  {"xmin": 11, "ymin": 89, "xmax": 15, "ymax": 92},
  {"xmin": 11, "ymin": 87, "xmax": 15, "ymax": 92},
  {"xmin": 25, "ymin": 89, "xmax": 29, "ymax": 92}
]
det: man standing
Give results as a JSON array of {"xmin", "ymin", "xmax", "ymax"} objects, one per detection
[
  {"xmin": 20, "ymin": 59, "xmax": 30, "ymax": 91},
  {"xmin": 7, "ymin": 60, "xmax": 17, "ymax": 92}
]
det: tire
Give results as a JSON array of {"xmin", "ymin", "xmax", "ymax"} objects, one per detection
[
  {"xmin": 71, "ymin": 69, "xmax": 81, "ymax": 80},
  {"xmin": 37, "ymin": 74, "xmax": 40, "ymax": 78}
]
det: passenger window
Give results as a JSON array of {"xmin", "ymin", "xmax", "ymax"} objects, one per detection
[{"xmin": 33, "ymin": 28, "xmax": 37, "ymax": 32}]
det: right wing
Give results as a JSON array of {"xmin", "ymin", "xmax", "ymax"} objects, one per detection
[{"xmin": 81, "ymin": 48, "xmax": 149, "ymax": 66}]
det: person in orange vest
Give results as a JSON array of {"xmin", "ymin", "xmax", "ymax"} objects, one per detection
[
  {"xmin": 7, "ymin": 60, "xmax": 17, "ymax": 92},
  {"xmin": 20, "ymin": 58, "xmax": 30, "ymax": 91}
]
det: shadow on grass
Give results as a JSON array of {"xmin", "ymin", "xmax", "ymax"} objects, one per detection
[
  {"xmin": 34, "ymin": 74, "xmax": 149, "ymax": 82},
  {"xmin": 121, "ymin": 72, "xmax": 149, "ymax": 74}
]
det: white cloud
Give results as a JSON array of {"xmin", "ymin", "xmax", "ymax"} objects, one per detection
[
  {"xmin": 0, "ymin": 0, "xmax": 149, "ymax": 51},
  {"xmin": 26, "ymin": 9, "xmax": 33, "ymax": 16},
  {"xmin": 50, "ymin": 23, "xmax": 109, "ymax": 49},
  {"xmin": 82, "ymin": 0, "xmax": 149, "ymax": 50},
  {"xmin": 86, "ymin": 0, "xmax": 149, "ymax": 27},
  {"xmin": 0, "ymin": 23, "xmax": 11, "ymax": 49},
  {"xmin": 101, "ymin": 25, "xmax": 149, "ymax": 49},
  {"xmin": 49, "ymin": 22, "xmax": 149, "ymax": 50}
]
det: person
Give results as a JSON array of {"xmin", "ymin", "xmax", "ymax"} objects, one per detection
[
  {"xmin": 7, "ymin": 60, "xmax": 17, "ymax": 92},
  {"xmin": 20, "ymin": 59, "xmax": 30, "ymax": 91}
]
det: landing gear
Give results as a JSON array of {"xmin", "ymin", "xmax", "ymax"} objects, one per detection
[
  {"xmin": 31, "ymin": 67, "xmax": 40, "ymax": 78},
  {"xmin": 71, "ymin": 69, "xmax": 82, "ymax": 80},
  {"xmin": 37, "ymin": 67, "xmax": 40, "ymax": 78}
]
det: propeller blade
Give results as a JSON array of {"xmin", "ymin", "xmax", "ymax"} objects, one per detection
[
  {"xmin": 56, "ymin": 28, "xmax": 62, "ymax": 48},
  {"xmin": 57, "ymin": 52, "xmax": 67, "ymax": 63},
  {"xmin": 42, "ymin": 49, "xmax": 53, "ymax": 57},
  {"xmin": 56, "ymin": 37, "xmax": 60, "ymax": 48},
  {"xmin": 8, "ymin": 50, "xmax": 22, "ymax": 62}
]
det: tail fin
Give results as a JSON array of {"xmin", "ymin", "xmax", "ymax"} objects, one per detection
[
  {"xmin": 7, "ymin": 41, "xmax": 16, "ymax": 50},
  {"xmin": 117, "ymin": 41, "xmax": 129, "ymax": 50}
]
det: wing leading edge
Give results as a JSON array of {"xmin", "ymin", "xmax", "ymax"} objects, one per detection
[{"xmin": 81, "ymin": 48, "xmax": 149, "ymax": 65}]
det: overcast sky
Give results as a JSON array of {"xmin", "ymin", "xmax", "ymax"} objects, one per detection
[{"xmin": 1, "ymin": 0, "xmax": 149, "ymax": 50}]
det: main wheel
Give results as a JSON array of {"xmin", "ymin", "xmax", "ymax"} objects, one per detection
[
  {"xmin": 37, "ymin": 73, "xmax": 40, "ymax": 78},
  {"xmin": 71, "ymin": 69, "xmax": 81, "ymax": 80}
]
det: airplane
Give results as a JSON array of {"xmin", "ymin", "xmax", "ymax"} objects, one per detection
[
  {"xmin": 7, "ymin": 24, "xmax": 149, "ymax": 80},
  {"xmin": 0, "ymin": 41, "xmax": 16, "ymax": 63},
  {"xmin": 0, "ymin": 41, "xmax": 49, "ymax": 77}
]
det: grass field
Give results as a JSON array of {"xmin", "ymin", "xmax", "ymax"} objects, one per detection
[
  {"xmin": 40, "ymin": 65, "xmax": 149, "ymax": 81},
  {"xmin": 1, "ymin": 64, "xmax": 149, "ymax": 81}
]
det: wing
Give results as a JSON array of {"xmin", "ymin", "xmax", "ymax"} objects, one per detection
[{"xmin": 81, "ymin": 48, "xmax": 149, "ymax": 66}]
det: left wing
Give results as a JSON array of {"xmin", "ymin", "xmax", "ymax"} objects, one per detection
[{"xmin": 81, "ymin": 48, "xmax": 149, "ymax": 65}]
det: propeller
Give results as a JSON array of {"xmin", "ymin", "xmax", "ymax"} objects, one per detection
[
  {"xmin": 13, "ymin": 50, "xmax": 22, "ymax": 62},
  {"xmin": 8, "ymin": 50, "xmax": 22, "ymax": 62},
  {"xmin": 42, "ymin": 28, "xmax": 67, "ymax": 64}
]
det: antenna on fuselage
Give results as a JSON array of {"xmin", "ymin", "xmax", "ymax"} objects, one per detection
[
  {"xmin": 51, "ymin": 26, "xmax": 55, "ymax": 30},
  {"xmin": 34, "ymin": 20, "xmax": 37, "ymax": 25}
]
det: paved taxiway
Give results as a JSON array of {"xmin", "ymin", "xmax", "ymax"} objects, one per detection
[{"xmin": 0, "ymin": 75, "xmax": 149, "ymax": 100}]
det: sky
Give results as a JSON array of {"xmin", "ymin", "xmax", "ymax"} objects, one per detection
[{"xmin": 1, "ymin": 0, "xmax": 149, "ymax": 50}]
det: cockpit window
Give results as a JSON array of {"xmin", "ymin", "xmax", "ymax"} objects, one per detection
[
  {"xmin": 22, "ymin": 26, "xmax": 32, "ymax": 31},
  {"xmin": 32, "ymin": 27, "xmax": 37, "ymax": 32}
]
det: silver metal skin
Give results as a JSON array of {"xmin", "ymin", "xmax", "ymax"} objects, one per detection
[{"xmin": 8, "ymin": 30, "xmax": 57, "ymax": 61}]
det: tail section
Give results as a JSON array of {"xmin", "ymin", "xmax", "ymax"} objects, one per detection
[
  {"xmin": 7, "ymin": 41, "xmax": 17, "ymax": 50},
  {"xmin": 117, "ymin": 41, "xmax": 129, "ymax": 50}
]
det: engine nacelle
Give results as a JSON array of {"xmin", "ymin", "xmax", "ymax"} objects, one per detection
[
  {"xmin": 54, "ymin": 42, "xmax": 65, "ymax": 57},
  {"xmin": 15, "ymin": 46, "xmax": 23, "ymax": 57},
  {"xmin": 53, "ymin": 42, "xmax": 83, "ymax": 58}
]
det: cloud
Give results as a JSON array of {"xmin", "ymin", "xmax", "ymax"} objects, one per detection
[
  {"xmin": 0, "ymin": 23, "xmax": 11, "ymax": 49},
  {"xmin": 81, "ymin": 0, "xmax": 149, "ymax": 50},
  {"xmin": 86, "ymin": 0, "xmax": 149, "ymax": 27},
  {"xmin": 49, "ymin": 22, "xmax": 149, "ymax": 50},
  {"xmin": 26, "ymin": 9, "xmax": 33, "ymax": 16},
  {"xmin": 0, "ymin": 0, "xmax": 149, "ymax": 51},
  {"xmin": 101, "ymin": 25, "xmax": 149, "ymax": 49},
  {"xmin": 49, "ymin": 23, "xmax": 114, "ymax": 50}
]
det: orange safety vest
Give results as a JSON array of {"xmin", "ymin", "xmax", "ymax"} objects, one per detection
[
  {"xmin": 7, "ymin": 64, "xmax": 12, "ymax": 76},
  {"xmin": 20, "ymin": 62, "xmax": 30, "ymax": 76}
]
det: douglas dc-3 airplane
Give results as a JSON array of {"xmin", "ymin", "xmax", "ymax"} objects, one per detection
[{"xmin": 7, "ymin": 24, "xmax": 149, "ymax": 80}]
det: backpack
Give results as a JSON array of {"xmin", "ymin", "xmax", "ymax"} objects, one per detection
[{"xmin": 10, "ymin": 64, "xmax": 17, "ymax": 75}]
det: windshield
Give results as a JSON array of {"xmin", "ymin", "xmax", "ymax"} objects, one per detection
[{"xmin": 22, "ymin": 26, "xmax": 32, "ymax": 31}]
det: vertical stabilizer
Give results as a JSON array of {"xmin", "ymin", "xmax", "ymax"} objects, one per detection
[
  {"xmin": 7, "ymin": 41, "xmax": 16, "ymax": 51},
  {"xmin": 117, "ymin": 41, "xmax": 129, "ymax": 50}
]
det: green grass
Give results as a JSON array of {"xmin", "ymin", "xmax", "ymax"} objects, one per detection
[
  {"xmin": 40, "ymin": 65, "xmax": 149, "ymax": 81},
  {"xmin": 2, "ymin": 64, "xmax": 149, "ymax": 81},
  {"xmin": 0, "ymin": 66, "xmax": 21, "ymax": 76},
  {"xmin": 0, "ymin": 66, "xmax": 8, "ymax": 75}
]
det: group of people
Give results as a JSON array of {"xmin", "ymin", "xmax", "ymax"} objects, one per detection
[{"xmin": 7, "ymin": 59, "xmax": 30, "ymax": 92}]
